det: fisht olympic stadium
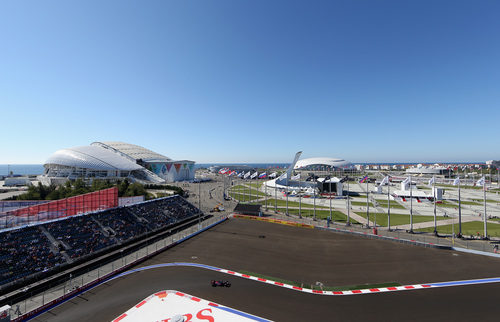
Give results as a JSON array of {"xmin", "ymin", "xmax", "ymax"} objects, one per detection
[{"xmin": 37, "ymin": 141, "xmax": 195, "ymax": 185}]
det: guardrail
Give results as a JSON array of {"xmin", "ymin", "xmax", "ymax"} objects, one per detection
[{"xmin": 9, "ymin": 215, "xmax": 228, "ymax": 321}]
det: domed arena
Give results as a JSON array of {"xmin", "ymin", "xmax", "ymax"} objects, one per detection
[
  {"xmin": 294, "ymin": 157, "xmax": 354, "ymax": 172},
  {"xmin": 37, "ymin": 141, "xmax": 195, "ymax": 185}
]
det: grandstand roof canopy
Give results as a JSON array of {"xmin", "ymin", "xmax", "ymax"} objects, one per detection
[
  {"xmin": 294, "ymin": 157, "xmax": 353, "ymax": 169},
  {"xmin": 45, "ymin": 145, "xmax": 143, "ymax": 171},
  {"xmin": 92, "ymin": 141, "xmax": 172, "ymax": 163}
]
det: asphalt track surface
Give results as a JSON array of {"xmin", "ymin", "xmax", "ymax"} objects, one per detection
[{"xmin": 34, "ymin": 218, "xmax": 500, "ymax": 322}]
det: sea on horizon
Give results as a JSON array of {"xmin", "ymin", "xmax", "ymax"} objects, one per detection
[{"xmin": 1, "ymin": 161, "xmax": 485, "ymax": 176}]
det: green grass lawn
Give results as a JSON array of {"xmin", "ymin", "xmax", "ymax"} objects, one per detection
[
  {"xmin": 262, "ymin": 207, "xmax": 357, "ymax": 223},
  {"xmin": 436, "ymin": 201, "xmax": 459, "ymax": 208},
  {"xmin": 247, "ymin": 182, "xmax": 263, "ymax": 188},
  {"xmin": 436, "ymin": 184, "xmax": 483, "ymax": 190},
  {"xmin": 374, "ymin": 199, "xmax": 406, "ymax": 209},
  {"xmin": 350, "ymin": 201, "xmax": 375, "ymax": 207},
  {"xmin": 416, "ymin": 186, "xmax": 431, "ymax": 190},
  {"xmin": 255, "ymin": 198, "xmax": 329, "ymax": 209},
  {"xmin": 472, "ymin": 199, "xmax": 499, "ymax": 203},
  {"xmin": 417, "ymin": 221, "xmax": 500, "ymax": 237},
  {"xmin": 229, "ymin": 187, "xmax": 268, "ymax": 196},
  {"xmin": 355, "ymin": 212, "xmax": 447, "ymax": 227},
  {"xmin": 457, "ymin": 200, "xmax": 482, "ymax": 206},
  {"xmin": 228, "ymin": 192, "xmax": 263, "ymax": 201}
]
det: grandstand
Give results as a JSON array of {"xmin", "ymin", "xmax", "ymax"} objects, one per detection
[{"xmin": 0, "ymin": 196, "xmax": 201, "ymax": 291}]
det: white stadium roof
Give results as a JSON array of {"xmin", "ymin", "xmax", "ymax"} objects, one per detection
[
  {"xmin": 44, "ymin": 145, "xmax": 143, "ymax": 171},
  {"xmin": 92, "ymin": 141, "xmax": 172, "ymax": 163},
  {"xmin": 294, "ymin": 157, "xmax": 353, "ymax": 169}
]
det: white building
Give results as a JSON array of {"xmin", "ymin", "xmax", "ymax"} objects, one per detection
[
  {"xmin": 38, "ymin": 141, "xmax": 195, "ymax": 185},
  {"xmin": 294, "ymin": 157, "xmax": 354, "ymax": 172}
]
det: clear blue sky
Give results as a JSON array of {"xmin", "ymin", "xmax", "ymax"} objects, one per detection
[{"xmin": 1, "ymin": 0, "xmax": 499, "ymax": 164}]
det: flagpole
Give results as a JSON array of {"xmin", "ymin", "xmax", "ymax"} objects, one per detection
[
  {"xmin": 458, "ymin": 177, "xmax": 462, "ymax": 237},
  {"xmin": 286, "ymin": 177, "xmax": 289, "ymax": 216},
  {"xmin": 433, "ymin": 176, "xmax": 437, "ymax": 235},
  {"xmin": 274, "ymin": 176, "xmax": 277, "ymax": 213},
  {"xmin": 346, "ymin": 180, "xmax": 351, "ymax": 226},
  {"xmin": 366, "ymin": 179, "xmax": 370, "ymax": 228},
  {"xmin": 265, "ymin": 181, "xmax": 268, "ymax": 211},
  {"xmin": 387, "ymin": 177, "xmax": 391, "ymax": 231},
  {"xmin": 483, "ymin": 180, "xmax": 488, "ymax": 239},
  {"xmin": 329, "ymin": 173, "xmax": 332, "ymax": 222},
  {"xmin": 409, "ymin": 175, "xmax": 413, "ymax": 233},
  {"xmin": 313, "ymin": 184, "xmax": 316, "ymax": 221},
  {"xmin": 299, "ymin": 180, "xmax": 302, "ymax": 218}
]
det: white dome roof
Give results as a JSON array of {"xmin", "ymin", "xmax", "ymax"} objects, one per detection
[
  {"xmin": 294, "ymin": 157, "xmax": 353, "ymax": 169},
  {"xmin": 44, "ymin": 145, "xmax": 143, "ymax": 171},
  {"xmin": 92, "ymin": 141, "xmax": 172, "ymax": 163}
]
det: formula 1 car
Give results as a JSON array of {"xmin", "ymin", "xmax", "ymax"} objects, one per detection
[{"xmin": 211, "ymin": 280, "xmax": 231, "ymax": 287}]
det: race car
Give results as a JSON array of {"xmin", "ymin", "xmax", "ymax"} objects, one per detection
[{"xmin": 211, "ymin": 280, "xmax": 231, "ymax": 287}]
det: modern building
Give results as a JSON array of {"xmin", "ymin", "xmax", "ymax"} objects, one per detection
[
  {"xmin": 294, "ymin": 157, "xmax": 354, "ymax": 172},
  {"xmin": 486, "ymin": 160, "xmax": 500, "ymax": 168},
  {"xmin": 38, "ymin": 141, "xmax": 195, "ymax": 185},
  {"xmin": 406, "ymin": 164, "xmax": 452, "ymax": 176},
  {"xmin": 265, "ymin": 152, "xmax": 345, "ymax": 195}
]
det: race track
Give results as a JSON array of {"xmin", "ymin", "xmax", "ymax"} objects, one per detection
[{"xmin": 33, "ymin": 218, "xmax": 500, "ymax": 322}]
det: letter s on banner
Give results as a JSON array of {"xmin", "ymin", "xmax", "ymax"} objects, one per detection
[{"xmin": 196, "ymin": 308, "xmax": 215, "ymax": 322}]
